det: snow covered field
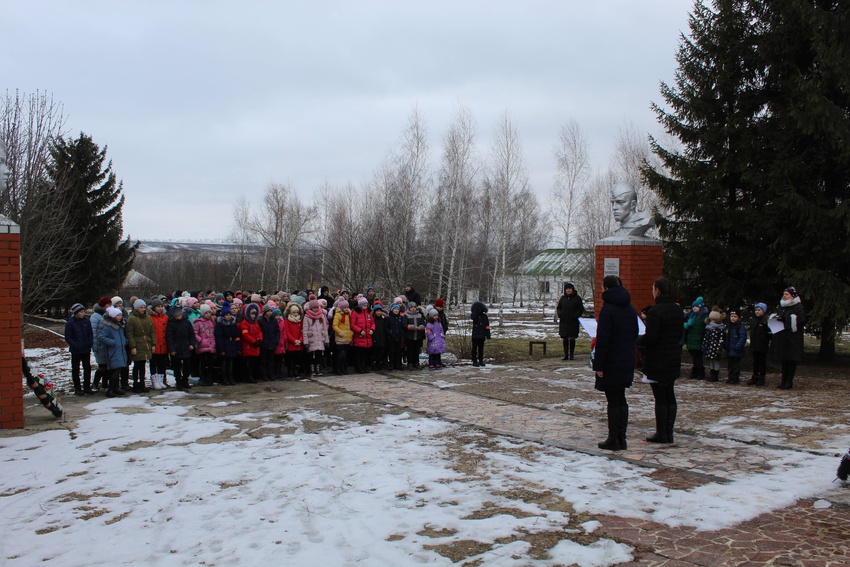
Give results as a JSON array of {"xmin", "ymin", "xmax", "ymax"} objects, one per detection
[{"xmin": 4, "ymin": 313, "xmax": 849, "ymax": 565}]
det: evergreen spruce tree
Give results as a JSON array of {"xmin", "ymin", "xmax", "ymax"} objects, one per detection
[
  {"xmin": 644, "ymin": 0, "xmax": 774, "ymax": 305},
  {"xmin": 755, "ymin": 0, "xmax": 850, "ymax": 360},
  {"xmin": 48, "ymin": 133, "xmax": 138, "ymax": 305},
  {"xmin": 646, "ymin": 0, "xmax": 850, "ymax": 360}
]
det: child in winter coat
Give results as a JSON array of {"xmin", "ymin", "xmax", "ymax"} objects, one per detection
[
  {"xmin": 683, "ymin": 296, "xmax": 708, "ymax": 379},
  {"xmin": 64, "ymin": 302, "xmax": 94, "ymax": 395},
  {"xmin": 332, "ymin": 298, "xmax": 353, "ymax": 375},
  {"xmin": 371, "ymin": 303, "xmax": 388, "ymax": 369},
  {"xmin": 702, "ymin": 307, "xmax": 726, "ymax": 382},
  {"xmin": 425, "ymin": 308, "xmax": 446, "ymax": 369},
  {"xmin": 385, "ymin": 303, "xmax": 405, "ymax": 370},
  {"xmin": 125, "ymin": 299, "xmax": 155, "ymax": 393},
  {"xmin": 470, "ymin": 301, "xmax": 491, "ymax": 367},
  {"xmin": 350, "ymin": 297, "xmax": 376, "ymax": 373},
  {"xmin": 149, "ymin": 298, "xmax": 171, "ymax": 389},
  {"xmin": 724, "ymin": 310, "xmax": 747, "ymax": 384},
  {"xmin": 274, "ymin": 309, "xmax": 287, "ymax": 380},
  {"xmin": 99, "ymin": 307, "xmax": 129, "ymax": 397},
  {"xmin": 403, "ymin": 302, "xmax": 426, "ymax": 370},
  {"xmin": 166, "ymin": 306, "xmax": 198, "ymax": 390},
  {"xmin": 238, "ymin": 303, "xmax": 263, "ymax": 383},
  {"xmin": 193, "ymin": 304, "xmax": 217, "ymax": 386},
  {"xmin": 90, "ymin": 297, "xmax": 112, "ymax": 391},
  {"xmin": 215, "ymin": 305, "xmax": 240, "ymax": 385},
  {"xmin": 284, "ymin": 303, "xmax": 305, "ymax": 378},
  {"xmin": 302, "ymin": 299, "xmax": 329, "ymax": 377},
  {"xmin": 747, "ymin": 302, "xmax": 771, "ymax": 386},
  {"xmin": 259, "ymin": 304, "xmax": 281, "ymax": 381}
]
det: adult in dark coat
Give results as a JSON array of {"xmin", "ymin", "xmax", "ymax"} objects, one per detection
[
  {"xmin": 636, "ymin": 278, "xmax": 683, "ymax": 444},
  {"xmin": 404, "ymin": 283, "xmax": 422, "ymax": 308},
  {"xmin": 556, "ymin": 283, "xmax": 584, "ymax": 360},
  {"xmin": 64, "ymin": 303, "xmax": 94, "ymax": 395},
  {"xmin": 592, "ymin": 276, "xmax": 638, "ymax": 451},
  {"xmin": 770, "ymin": 287, "xmax": 806, "ymax": 390}
]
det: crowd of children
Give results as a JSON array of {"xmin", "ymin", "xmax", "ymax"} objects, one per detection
[
  {"xmin": 63, "ymin": 285, "xmax": 469, "ymax": 397},
  {"xmin": 680, "ymin": 287, "xmax": 805, "ymax": 389}
]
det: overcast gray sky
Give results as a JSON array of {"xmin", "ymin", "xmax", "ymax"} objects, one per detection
[{"xmin": 1, "ymin": 1, "xmax": 691, "ymax": 241}]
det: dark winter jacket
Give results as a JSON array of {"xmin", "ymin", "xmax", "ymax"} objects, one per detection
[
  {"xmin": 725, "ymin": 320, "xmax": 747, "ymax": 358},
  {"xmin": 702, "ymin": 322, "xmax": 725, "ymax": 360},
  {"xmin": 259, "ymin": 313, "xmax": 281, "ymax": 351},
  {"xmin": 404, "ymin": 287, "xmax": 422, "ymax": 307},
  {"xmin": 749, "ymin": 315, "xmax": 771, "ymax": 353},
  {"xmin": 556, "ymin": 293, "xmax": 584, "ymax": 339},
  {"xmin": 771, "ymin": 297, "xmax": 805, "ymax": 362},
  {"xmin": 98, "ymin": 315, "xmax": 129, "ymax": 369},
  {"xmin": 592, "ymin": 285, "xmax": 638, "ymax": 391},
  {"xmin": 471, "ymin": 301, "xmax": 491, "ymax": 340},
  {"xmin": 404, "ymin": 308, "xmax": 426, "ymax": 342},
  {"xmin": 65, "ymin": 314, "xmax": 94, "ymax": 355},
  {"xmin": 636, "ymin": 295, "xmax": 682, "ymax": 384},
  {"xmin": 437, "ymin": 309, "xmax": 449, "ymax": 333},
  {"xmin": 385, "ymin": 311, "xmax": 404, "ymax": 342},
  {"xmin": 166, "ymin": 313, "xmax": 197, "ymax": 359},
  {"xmin": 372, "ymin": 313, "xmax": 387, "ymax": 348},
  {"xmin": 215, "ymin": 316, "xmax": 241, "ymax": 358}
]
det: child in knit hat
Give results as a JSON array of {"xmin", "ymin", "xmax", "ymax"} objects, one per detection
[
  {"xmin": 425, "ymin": 308, "xmax": 446, "ymax": 369},
  {"xmin": 724, "ymin": 310, "xmax": 747, "ymax": 384},
  {"xmin": 702, "ymin": 306, "xmax": 726, "ymax": 382}
]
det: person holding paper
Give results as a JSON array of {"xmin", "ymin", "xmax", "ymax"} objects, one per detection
[
  {"xmin": 637, "ymin": 278, "xmax": 683, "ymax": 444},
  {"xmin": 592, "ymin": 276, "xmax": 638, "ymax": 451},
  {"xmin": 771, "ymin": 287, "xmax": 806, "ymax": 390}
]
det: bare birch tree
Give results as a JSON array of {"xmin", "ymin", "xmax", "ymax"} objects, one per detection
[
  {"xmin": 1, "ymin": 90, "xmax": 84, "ymax": 312},
  {"xmin": 432, "ymin": 102, "xmax": 479, "ymax": 305},
  {"xmin": 551, "ymin": 119, "xmax": 590, "ymax": 276},
  {"xmin": 487, "ymin": 112, "xmax": 530, "ymax": 314}
]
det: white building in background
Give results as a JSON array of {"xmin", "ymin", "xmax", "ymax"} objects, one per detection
[{"xmin": 485, "ymin": 248, "xmax": 592, "ymax": 306}]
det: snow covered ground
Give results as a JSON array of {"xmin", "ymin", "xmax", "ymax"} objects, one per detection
[{"xmin": 5, "ymin": 314, "xmax": 848, "ymax": 565}]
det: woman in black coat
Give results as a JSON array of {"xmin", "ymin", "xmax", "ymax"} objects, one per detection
[
  {"xmin": 636, "ymin": 278, "xmax": 683, "ymax": 444},
  {"xmin": 592, "ymin": 276, "xmax": 638, "ymax": 451},
  {"xmin": 771, "ymin": 287, "xmax": 806, "ymax": 390},
  {"xmin": 556, "ymin": 283, "xmax": 584, "ymax": 360}
]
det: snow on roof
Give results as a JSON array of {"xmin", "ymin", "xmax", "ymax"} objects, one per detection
[{"xmin": 517, "ymin": 248, "xmax": 592, "ymax": 277}]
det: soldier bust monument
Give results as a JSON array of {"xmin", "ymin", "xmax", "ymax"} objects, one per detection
[{"xmin": 610, "ymin": 181, "xmax": 655, "ymax": 238}]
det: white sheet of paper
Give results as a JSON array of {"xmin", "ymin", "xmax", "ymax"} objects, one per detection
[
  {"xmin": 579, "ymin": 317, "xmax": 597, "ymax": 339},
  {"xmin": 767, "ymin": 316, "xmax": 785, "ymax": 334},
  {"xmin": 580, "ymin": 316, "xmax": 645, "ymax": 338}
]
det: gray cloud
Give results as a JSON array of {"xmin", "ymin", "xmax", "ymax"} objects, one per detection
[{"xmin": 1, "ymin": 0, "xmax": 689, "ymax": 240}]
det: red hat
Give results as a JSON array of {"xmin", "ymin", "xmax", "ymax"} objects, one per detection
[
  {"xmin": 434, "ymin": 298, "xmax": 445, "ymax": 308},
  {"xmin": 98, "ymin": 297, "xmax": 112, "ymax": 308}
]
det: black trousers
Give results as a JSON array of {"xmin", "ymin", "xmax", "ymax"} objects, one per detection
[
  {"xmin": 752, "ymin": 351, "xmax": 767, "ymax": 378},
  {"xmin": 150, "ymin": 353, "xmax": 169, "ymax": 376},
  {"xmin": 471, "ymin": 338, "xmax": 485, "ymax": 363},
  {"xmin": 71, "ymin": 353, "xmax": 92, "ymax": 390}
]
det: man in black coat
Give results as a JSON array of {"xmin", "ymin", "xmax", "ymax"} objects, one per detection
[
  {"xmin": 637, "ymin": 278, "xmax": 683, "ymax": 444},
  {"xmin": 556, "ymin": 282, "xmax": 584, "ymax": 360},
  {"xmin": 404, "ymin": 283, "xmax": 422, "ymax": 307},
  {"xmin": 593, "ymin": 276, "xmax": 638, "ymax": 451}
]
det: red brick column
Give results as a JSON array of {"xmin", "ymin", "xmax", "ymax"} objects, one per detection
[
  {"xmin": 0, "ymin": 217, "xmax": 23, "ymax": 429},
  {"xmin": 594, "ymin": 238, "xmax": 664, "ymax": 319}
]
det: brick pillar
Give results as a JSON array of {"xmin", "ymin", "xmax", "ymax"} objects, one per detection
[
  {"xmin": 0, "ymin": 216, "xmax": 23, "ymax": 429},
  {"xmin": 594, "ymin": 237, "xmax": 664, "ymax": 319}
]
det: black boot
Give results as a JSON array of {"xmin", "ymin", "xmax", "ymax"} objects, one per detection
[
  {"xmin": 695, "ymin": 366, "xmax": 705, "ymax": 380},
  {"xmin": 72, "ymin": 375, "xmax": 84, "ymax": 395},
  {"xmin": 618, "ymin": 404, "xmax": 629, "ymax": 450},
  {"xmin": 646, "ymin": 404, "xmax": 670, "ymax": 443},
  {"xmin": 598, "ymin": 404, "xmax": 622, "ymax": 451},
  {"xmin": 707, "ymin": 369, "xmax": 719, "ymax": 382},
  {"xmin": 746, "ymin": 375, "xmax": 758, "ymax": 385},
  {"xmin": 755, "ymin": 372, "xmax": 766, "ymax": 386},
  {"xmin": 666, "ymin": 403, "xmax": 677, "ymax": 444}
]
